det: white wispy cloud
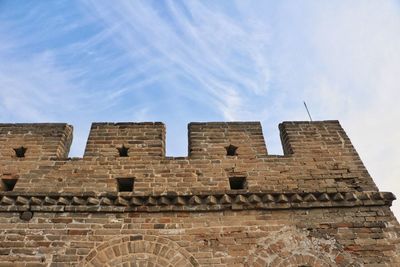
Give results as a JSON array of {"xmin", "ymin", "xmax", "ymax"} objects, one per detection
[
  {"xmin": 0, "ymin": 51, "xmax": 81, "ymax": 121},
  {"xmin": 81, "ymin": 0, "xmax": 272, "ymax": 121}
]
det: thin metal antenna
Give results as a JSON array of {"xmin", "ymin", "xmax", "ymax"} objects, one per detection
[{"xmin": 303, "ymin": 101, "xmax": 313, "ymax": 121}]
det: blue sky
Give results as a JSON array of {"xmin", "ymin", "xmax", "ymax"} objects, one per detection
[{"xmin": 1, "ymin": 1, "xmax": 399, "ymax": 217}]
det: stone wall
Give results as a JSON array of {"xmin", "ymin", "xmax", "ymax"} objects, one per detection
[{"xmin": 0, "ymin": 120, "xmax": 399, "ymax": 266}]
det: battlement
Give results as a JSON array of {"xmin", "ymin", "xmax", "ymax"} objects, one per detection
[
  {"xmin": 0, "ymin": 120, "xmax": 372, "ymax": 161},
  {"xmin": 280, "ymin": 120, "xmax": 354, "ymax": 156},
  {"xmin": 188, "ymin": 122, "xmax": 267, "ymax": 159},
  {"xmin": 0, "ymin": 120, "xmax": 379, "ymax": 194},
  {"xmin": 0, "ymin": 123, "xmax": 73, "ymax": 160},
  {"xmin": 83, "ymin": 122, "xmax": 165, "ymax": 158}
]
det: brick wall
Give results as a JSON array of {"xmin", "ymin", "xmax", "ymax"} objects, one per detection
[
  {"xmin": 0, "ymin": 120, "xmax": 399, "ymax": 266},
  {"xmin": 0, "ymin": 206, "xmax": 398, "ymax": 266}
]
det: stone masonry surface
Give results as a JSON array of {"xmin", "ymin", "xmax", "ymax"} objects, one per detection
[{"xmin": 0, "ymin": 120, "xmax": 399, "ymax": 266}]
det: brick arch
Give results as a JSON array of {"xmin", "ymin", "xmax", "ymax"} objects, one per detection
[
  {"xmin": 248, "ymin": 226, "xmax": 362, "ymax": 267},
  {"xmin": 80, "ymin": 235, "xmax": 199, "ymax": 267}
]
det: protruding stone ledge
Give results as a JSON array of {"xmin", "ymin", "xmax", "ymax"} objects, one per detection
[{"xmin": 0, "ymin": 191, "xmax": 395, "ymax": 213}]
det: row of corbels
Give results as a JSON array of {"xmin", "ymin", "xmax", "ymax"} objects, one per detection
[{"xmin": 0, "ymin": 191, "xmax": 395, "ymax": 207}]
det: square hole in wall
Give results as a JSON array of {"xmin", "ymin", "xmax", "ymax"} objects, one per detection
[
  {"xmin": 229, "ymin": 176, "xmax": 247, "ymax": 190},
  {"xmin": 1, "ymin": 179, "xmax": 18, "ymax": 191},
  {"xmin": 116, "ymin": 178, "xmax": 134, "ymax": 192}
]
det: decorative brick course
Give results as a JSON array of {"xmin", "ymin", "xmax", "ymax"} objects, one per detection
[{"xmin": 0, "ymin": 120, "xmax": 399, "ymax": 266}]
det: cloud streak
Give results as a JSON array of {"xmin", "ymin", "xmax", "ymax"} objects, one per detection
[{"xmin": 81, "ymin": 0, "xmax": 273, "ymax": 120}]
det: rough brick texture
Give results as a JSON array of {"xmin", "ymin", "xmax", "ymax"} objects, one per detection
[
  {"xmin": 188, "ymin": 122, "xmax": 267, "ymax": 159},
  {"xmin": 0, "ymin": 120, "xmax": 399, "ymax": 266},
  {"xmin": 84, "ymin": 123, "xmax": 165, "ymax": 159}
]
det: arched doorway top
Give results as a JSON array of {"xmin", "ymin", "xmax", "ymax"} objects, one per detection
[{"xmin": 80, "ymin": 234, "xmax": 199, "ymax": 267}]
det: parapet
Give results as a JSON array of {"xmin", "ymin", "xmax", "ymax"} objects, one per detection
[
  {"xmin": 0, "ymin": 123, "xmax": 72, "ymax": 160},
  {"xmin": 0, "ymin": 120, "xmax": 369, "ymax": 162},
  {"xmin": 0, "ymin": 120, "xmax": 380, "ymax": 194}
]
